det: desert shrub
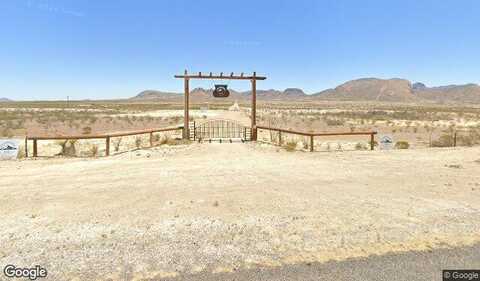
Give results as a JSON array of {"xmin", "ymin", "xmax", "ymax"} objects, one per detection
[
  {"xmin": 89, "ymin": 144, "xmax": 99, "ymax": 157},
  {"xmin": 336, "ymin": 143, "xmax": 343, "ymax": 151},
  {"xmin": 170, "ymin": 139, "xmax": 191, "ymax": 146},
  {"xmin": 135, "ymin": 137, "xmax": 142, "ymax": 149},
  {"xmin": 302, "ymin": 138, "xmax": 309, "ymax": 150},
  {"xmin": 1, "ymin": 128, "xmax": 13, "ymax": 138},
  {"xmin": 160, "ymin": 135, "xmax": 170, "ymax": 145},
  {"xmin": 355, "ymin": 142, "xmax": 368, "ymax": 150},
  {"xmin": 285, "ymin": 141, "xmax": 297, "ymax": 152},
  {"xmin": 113, "ymin": 138, "xmax": 122, "ymax": 152},
  {"xmin": 325, "ymin": 118, "xmax": 345, "ymax": 126},
  {"xmin": 394, "ymin": 141, "xmax": 410, "ymax": 149},
  {"xmin": 82, "ymin": 126, "xmax": 92, "ymax": 135},
  {"xmin": 17, "ymin": 145, "xmax": 26, "ymax": 158},
  {"xmin": 56, "ymin": 139, "xmax": 77, "ymax": 156},
  {"xmin": 431, "ymin": 133, "xmax": 454, "ymax": 147},
  {"xmin": 456, "ymin": 130, "xmax": 480, "ymax": 147}
]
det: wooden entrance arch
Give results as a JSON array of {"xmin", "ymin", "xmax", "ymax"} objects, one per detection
[{"xmin": 174, "ymin": 70, "xmax": 266, "ymax": 141}]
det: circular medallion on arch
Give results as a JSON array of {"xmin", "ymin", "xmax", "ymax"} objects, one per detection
[{"xmin": 213, "ymin": 84, "xmax": 230, "ymax": 98}]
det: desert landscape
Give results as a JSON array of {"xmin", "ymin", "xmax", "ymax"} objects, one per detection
[
  {"xmin": 2, "ymin": 79, "xmax": 480, "ymax": 156},
  {"xmin": 1, "ymin": 77, "xmax": 480, "ymax": 280},
  {"xmin": 4, "ymin": 1, "xmax": 480, "ymax": 279}
]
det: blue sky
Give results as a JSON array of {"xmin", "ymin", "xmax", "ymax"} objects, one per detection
[{"xmin": 1, "ymin": 0, "xmax": 479, "ymax": 100}]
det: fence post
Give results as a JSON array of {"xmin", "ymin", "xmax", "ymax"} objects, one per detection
[
  {"xmin": 149, "ymin": 132, "xmax": 153, "ymax": 147},
  {"xmin": 278, "ymin": 131, "xmax": 282, "ymax": 145},
  {"xmin": 33, "ymin": 139, "xmax": 38, "ymax": 157},
  {"xmin": 370, "ymin": 133, "xmax": 375, "ymax": 150},
  {"xmin": 105, "ymin": 136, "xmax": 110, "ymax": 156},
  {"xmin": 193, "ymin": 121, "xmax": 196, "ymax": 141},
  {"xmin": 453, "ymin": 131, "xmax": 457, "ymax": 147},
  {"xmin": 24, "ymin": 137, "xmax": 28, "ymax": 158},
  {"xmin": 310, "ymin": 135, "xmax": 314, "ymax": 152}
]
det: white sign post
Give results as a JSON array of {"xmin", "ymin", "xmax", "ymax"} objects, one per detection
[{"xmin": 0, "ymin": 139, "xmax": 20, "ymax": 160}]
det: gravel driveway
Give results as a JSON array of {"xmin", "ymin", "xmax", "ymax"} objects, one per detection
[{"xmin": 1, "ymin": 143, "xmax": 479, "ymax": 280}]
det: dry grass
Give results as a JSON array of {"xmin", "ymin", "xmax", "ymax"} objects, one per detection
[
  {"xmin": 285, "ymin": 141, "xmax": 297, "ymax": 152},
  {"xmin": 135, "ymin": 137, "xmax": 143, "ymax": 149},
  {"xmin": 395, "ymin": 141, "xmax": 410, "ymax": 149},
  {"xmin": 355, "ymin": 142, "xmax": 368, "ymax": 150},
  {"xmin": 89, "ymin": 144, "xmax": 99, "ymax": 157},
  {"xmin": 56, "ymin": 140, "xmax": 77, "ymax": 156},
  {"xmin": 113, "ymin": 137, "xmax": 122, "ymax": 152}
]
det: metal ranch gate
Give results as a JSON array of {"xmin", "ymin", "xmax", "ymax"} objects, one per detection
[{"xmin": 190, "ymin": 119, "xmax": 251, "ymax": 142}]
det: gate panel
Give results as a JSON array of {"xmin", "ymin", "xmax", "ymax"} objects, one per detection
[{"xmin": 191, "ymin": 119, "xmax": 251, "ymax": 141}]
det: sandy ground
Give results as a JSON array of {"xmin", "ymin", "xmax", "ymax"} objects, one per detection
[{"xmin": 1, "ymin": 144, "xmax": 480, "ymax": 280}]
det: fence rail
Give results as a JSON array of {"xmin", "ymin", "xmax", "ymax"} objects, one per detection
[
  {"xmin": 256, "ymin": 125, "xmax": 377, "ymax": 152},
  {"xmin": 25, "ymin": 126, "xmax": 183, "ymax": 157}
]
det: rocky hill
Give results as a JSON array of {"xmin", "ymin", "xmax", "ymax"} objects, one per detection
[
  {"xmin": 131, "ymin": 90, "xmax": 181, "ymax": 100},
  {"xmin": 414, "ymin": 83, "xmax": 480, "ymax": 103},
  {"xmin": 312, "ymin": 78, "xmax": 416, "ymax": 102},
  {"xmin": 131, "ymin": 79, "xmax": 480, "ymax": 104}
]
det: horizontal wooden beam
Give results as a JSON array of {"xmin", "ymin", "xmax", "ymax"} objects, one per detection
[
  {"xmin": 26, "ymin": 126, "xmax": 183, "ymax": 141},
  {"xmin": 174, "ymin": 74, "xmax": 266, "ymax": 80},
  {"xmin": 257, "ymin": 125, "xmax": 377, "ymax": 137}
]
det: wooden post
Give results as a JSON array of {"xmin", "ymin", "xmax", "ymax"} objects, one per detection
[
  {"xmin": 453, "ymin": 131, "xmax": 457, "ymax": 147},
  {"xmin": 105, "ymin": 136, "xmax": 110, "ymax": 156},
  {"xmin": 251, "ymin": 72, "xmax": 257, "ymax": 141},
  {"xmin": 24, "ymin": 137, "xmax": 28, "ymax": 157},
  {"xmin": 310, "ymin": 135, "xmax": 314, "ymax": 152},
  {"xmin": 183, "ymin": 70, "xmax": 190, "ymax": 140},
  {"xmin": 278, "ymin": 131, "xmax": 282, "ymax": 145},
  {"xmin": 149, "ymin": 132, "xmax": 153, "ymax": 146},
  {"xmin": 370, "ymin": 133, "xmax": 375, "ymax": 150},
  {"xmin": 33, "ymin": 139, "xmax": 37, "ymax": 157}
]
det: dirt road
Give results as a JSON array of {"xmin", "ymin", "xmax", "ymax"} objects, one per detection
[{"xmin": 1, "ymin": 143, "xmax": 479, "ymax": 280}]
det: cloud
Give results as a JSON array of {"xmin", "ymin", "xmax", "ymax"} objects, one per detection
[{"xmin": 25, "ymin": 0, "xmax": 85, "ymax": 17}]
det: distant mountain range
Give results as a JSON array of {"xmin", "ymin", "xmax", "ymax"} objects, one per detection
[
  {"xmin": 132, "ymin": 78, "xmax": 480, "ymax": 103},
  {"xmin": 132, "ymin": 87, "xmax": 309, "ymax": 102},
  {"xmin": 0, "ymin": 97, "xmax": 12, "ymax": 102}
]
